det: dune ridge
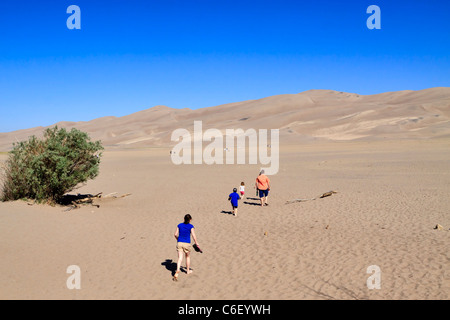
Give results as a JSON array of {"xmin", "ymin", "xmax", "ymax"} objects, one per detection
[{"xmin": 1, "ymin": 87, "xmax": 449, "ymax": 151}]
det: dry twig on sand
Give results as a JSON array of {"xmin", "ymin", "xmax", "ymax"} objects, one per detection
[
  {"xmin": 285, "ymin": 191, "xmax": 337, "ymax": 204},
  {"xmin": 63, "ymin": 192, "xmax": 132, "ymax": 212}
]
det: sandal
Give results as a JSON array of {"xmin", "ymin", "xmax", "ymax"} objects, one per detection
[{"xmin": 173, "ymin": 271, "xmax": 180, "ymax": 281}]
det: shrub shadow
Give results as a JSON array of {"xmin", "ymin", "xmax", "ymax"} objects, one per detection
[{"xmin": 58, "ymin": 193, "xmax": 96, "ymax": 206}]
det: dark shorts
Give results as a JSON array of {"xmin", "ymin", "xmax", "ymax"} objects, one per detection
[
  {"xmin": 231, "ymin": 202, "xmax": 238, "ymax": 209},
  {"xmin": 259, "ymin": 189, "xmax": 269, "ymax": 198}
]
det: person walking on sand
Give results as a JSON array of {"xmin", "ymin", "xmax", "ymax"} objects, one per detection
[
  {"xmin": 228, "ymin": 187, "xmax": 241, "ymax": 216},
  {"xmin": 255, "ymin": 170, "xmax": 270, "ymax": 207},
  {"xmin": 173, "ymin": 214, "xmax": 200, "ymax": 281},
  {"xmin": 239, "ymin": 182, "xmax": 245, "ymax": 199}
]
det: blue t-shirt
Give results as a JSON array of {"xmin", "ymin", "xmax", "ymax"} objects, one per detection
[
  {"xmin": 229, "ymin": 192, "xmax": 240, "ymax": 207},
  {"xmin": 177, "ymin": 223, "xmax": 194, "ymax": 243}
]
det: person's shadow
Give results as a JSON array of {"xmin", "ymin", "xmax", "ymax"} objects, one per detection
[
  {"xmin": 244, "ymin": 199, "xmax": 262, "ymax": 206},
  {"xmin": 161, "ymin": 259, "xmax": 177, "ymax": 277},
  {"xmin": 244, "ymin": 201, "xmax": 261, "ymax": 206},
  {"xmin": 220, "ymin": 210, "xmax": 233, "ymax": 215},
  {"xmin": 243, "ymin": 196, "xmax": 261, "ymax": 206}
]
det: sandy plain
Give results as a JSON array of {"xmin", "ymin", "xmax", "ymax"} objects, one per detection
[{"xmin": 0, "ymin": 138, "xmax": 448, "ymax": 300}]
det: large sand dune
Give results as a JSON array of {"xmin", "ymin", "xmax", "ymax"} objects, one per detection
[
  {"xmin": 1, "ymin": 87, "xmax": 449, "ymax": 151},
  {"xmin": 0, "ymin": 88, "xmax": 449, "ymax": 300}
]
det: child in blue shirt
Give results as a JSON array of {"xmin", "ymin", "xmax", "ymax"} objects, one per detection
[{"xmin": 228, "ymin": 188, "xmax": 241, "ymax": 216}]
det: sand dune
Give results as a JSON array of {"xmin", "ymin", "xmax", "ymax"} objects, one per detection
[
  {"xmin": 1, "ymin": 87, "xmax": 449, "ymax": 151},
  {"xmin": 0, "ymin": 88, "xmax": 449, "ymax": 300}
]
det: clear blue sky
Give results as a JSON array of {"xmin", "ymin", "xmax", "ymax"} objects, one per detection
[{"xmin": 0, "ymin": 0, "xmax": 449, "ymax": 132}]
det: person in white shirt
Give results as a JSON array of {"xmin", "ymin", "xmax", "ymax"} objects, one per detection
[{"xmin": 239, "ymin": 182, "xmax": 245, "ymax": 199}]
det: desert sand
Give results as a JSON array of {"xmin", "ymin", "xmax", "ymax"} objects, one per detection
[
  {"xmin": 0, "ymin": 138, "xmax": 449, "ymax": 300},
  {"xmin": 0, "ymin": 88, "xmax": 449, "ymax": 300}
]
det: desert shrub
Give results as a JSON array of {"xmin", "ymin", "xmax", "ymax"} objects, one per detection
[{"xmin": 1, "ymin": 126, "xmax": 103, "ymax": 203}]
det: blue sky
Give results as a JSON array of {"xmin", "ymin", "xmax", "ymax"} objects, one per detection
[{"xmin": 0, "ymin": 0, "xmax": 449, "ymax": 132}]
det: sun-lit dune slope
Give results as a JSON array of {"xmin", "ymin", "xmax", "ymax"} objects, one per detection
[{"xmin": 1, "ymin": 87, "xmax": 449, "ymax": 150}]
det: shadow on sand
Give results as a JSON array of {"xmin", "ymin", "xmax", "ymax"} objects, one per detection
[
  {"xmin": 161, "ymin": 259, "xmax": 194, "ymax": 277},
  {"xmin": 58, "ymin": 193, "xmax": 98, "ymax": 206},
  {"xmin": 244, "ymin": 201, "xmax": 261, "ymax": 206},
  {"xmin": 161, "ymin": 259, "xmax": 177, "ymax": 277}
]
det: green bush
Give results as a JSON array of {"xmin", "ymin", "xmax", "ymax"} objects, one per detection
[{"xmin": 1, "ymin": 126, "xmax": 103, "ymax": 203}]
